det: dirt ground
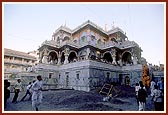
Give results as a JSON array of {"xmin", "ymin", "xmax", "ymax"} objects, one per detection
[{"xmin": 4, "ymin": 87, "xmax": 155, "ymax": 112}]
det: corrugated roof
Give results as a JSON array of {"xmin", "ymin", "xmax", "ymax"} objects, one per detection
[{"xmin": 4, "ymin": 48, "xmax": 37, "ymax": 60}]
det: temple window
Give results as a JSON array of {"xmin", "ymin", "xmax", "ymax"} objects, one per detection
[
  {"xmin": 111, "ymin": 37, "xmax": 117, "ymax": 43},
  {"xmin": 76, "ymin": 73, "xmax": 79, "ymax": 80},
  {"xmin": 73, "ymin": 40, "xmax": 77, "ymax": 43},
  {"xmin": 81, "ymin": 36, "xmax": 86, "ymax": 42},
  {"xmin": 63, "ymin": 36, "xmax": 70, "ymax": 42}
]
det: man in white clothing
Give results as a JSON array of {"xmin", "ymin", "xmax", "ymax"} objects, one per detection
[
  {"xmin": 12, "ymin": 79, "xmax": 23, "ymax": 103},
  {"xmin": 150, "ymin": 80, "xmax": 156, "ymax": 96},
  {"xmin": 31, "ymin": 75, "xmax": 43, "ymax": 111}
]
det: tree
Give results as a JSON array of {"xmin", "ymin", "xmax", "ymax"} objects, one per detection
[{"xmin": 142, "ymin": 64, "xmax": 150, "ymax": 89}]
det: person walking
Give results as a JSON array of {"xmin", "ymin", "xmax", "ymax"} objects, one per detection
[
  {"xmin": 31, "ymin": 75, "xmax": 43, "ymax": 111},
  {"xmin": 152, "ymin": 85, "xmax": 164, "ymax": 111},
  {"xmin": 138, "ymin": 83, "xmax": 148, "ymax": 111},
  {"xmin": 12, "ymin": 79, "xmax": 23, "ymax": 103},
  {"xmin": 20, "ymin": 82, "xmax": 32, "ymax": 101}
]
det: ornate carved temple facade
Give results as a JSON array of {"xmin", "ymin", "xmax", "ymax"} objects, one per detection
[{"xmin": 36, "ymin": 20, "xmax": 143, "ymax": 91}]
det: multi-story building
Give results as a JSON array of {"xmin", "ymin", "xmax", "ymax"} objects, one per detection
[
  {"xmin": 35, "ymin": 20, "xmax": 144, "ymax": 91},
  {"xmin": 4, "ymin": 48, "xmax": 37, "ymax": 79}
]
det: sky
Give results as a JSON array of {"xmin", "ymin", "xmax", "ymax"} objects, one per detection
[{"xmin": 3, "ymin": 2, "xmax": 165, "ymax": 65}]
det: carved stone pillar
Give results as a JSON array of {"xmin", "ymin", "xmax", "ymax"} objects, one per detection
[
  {"xmin": 64, "ymin": 54, "xmax": 69, "ymax": 64},
  {"xmin": 112, "ymin": 54, "xmax": 117, "ymax": 65},
  {"xmin": 42, "ymin": 49, "xmax": 48, "ymax": 64},
  {"xmin": 42, "ymin": 55, "xmax": 48, "ymax": 64},
  {"xmin": 118, "ymin": 54, "xmax": 122, "ymax": 66},
  {"xmin": 112, "ymin": 49, "xmax": 117, "ymax": 65},
  {"xmin": 64, "ymin": 47, "xmax": 69, "ymax": 64},
  {"xmin": 39, "ymin": 52, "xmax": 42, "ymax": 63},
  {"xmin": 86, "ymin": 48, "xmax": 90, "ymax": 59},
  {"xmin": 57, "ymin": 52, "xmax": 61, "ymax": 65}
]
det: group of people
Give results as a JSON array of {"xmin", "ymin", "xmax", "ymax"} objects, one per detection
[
  {"xmin": 4, "ymin": 75, "xmax": 43, "ymax": 111},
  {"xmin": 135, "ymin": 78, "xmax": 164, "ymax": 111},
  {"xmin": 5, "ymin": 75, "xmax": 164, "ymax": 111}
]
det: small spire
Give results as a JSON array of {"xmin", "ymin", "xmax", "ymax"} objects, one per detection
[
  {"xmin": 105, "ymin": 24, "xmax": 107, "ymax": 31},
  {"xmin": 64, "ymin": 19, "xmax": 66, "ymax": 27},
  {"xmin": 112, "ymin": 21, "xmax": 115, "ymax": 29}
]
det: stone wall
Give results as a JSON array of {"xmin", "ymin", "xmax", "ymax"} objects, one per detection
[{"xmin": 35, "ymin": 60, "xmax": 142, "ymax": 91}]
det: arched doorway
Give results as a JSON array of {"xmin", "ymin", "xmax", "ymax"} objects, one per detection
[
  {"xmin": 125, "ymin": 76, "xmax": 130, "ymax": 86},
  {"xmin": 68, "ymin": 51, "xmax": 77, "ymax": 63},
  {"xmin": 122, "ymin": 52, "xmax": 132, "ymax": 66},
  {"xmin": 48, "ymin": 51, "xmax": 58, "ymax": 64},
  {"xmin": 103, "ymin": 52, "xmax": 113, "ymax": 63}
]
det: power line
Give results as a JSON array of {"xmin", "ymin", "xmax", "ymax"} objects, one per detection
[{"xmin": 80, "ymin": 4, "xmax": 111, "ymax": 30}]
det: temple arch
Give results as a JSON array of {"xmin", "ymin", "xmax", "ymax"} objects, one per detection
[
  {"xmin": 68, "ymin": 51, "xmax": 78, "ymax": 63},
  {"xmin": 48, "ymin": 51, "xmax": 58, "ymax": 64},
  {"xmin": 122, "ymin": 51, "xmax": 132, "ymax": 65},
  {"xmin": 103, "ymin": 52, "xmax": 113, "ymax": 63}
]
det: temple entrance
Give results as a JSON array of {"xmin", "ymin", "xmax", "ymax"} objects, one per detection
[{"xmin": 125, "ymin": 76, "xmax": 130, "ymax": 86}]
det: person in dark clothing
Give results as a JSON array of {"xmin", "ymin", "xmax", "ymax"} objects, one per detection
[
  {"xmin": 138, "ymin": 83, "xmax": 147, "ymax": 111},
  {"xmin": 4, "ymin": 80, "xmax": 10, "ymax": 108},
  {"xmin": 21, "ymin": 82, "xmax": 32, "ymax": 101}
]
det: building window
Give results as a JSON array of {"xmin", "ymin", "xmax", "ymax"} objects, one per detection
[
  {"xmin": 59, "ymin": 74, "xmax": 61, "ymax": 79},
  {"xmin": 106, "ymin": 72, "xmax": 110, "ymax": 83},
  {"xmin": 76, "ymin": 73, "xmax": 79, "ymax": 80}
]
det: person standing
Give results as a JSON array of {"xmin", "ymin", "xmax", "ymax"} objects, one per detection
[
  {"xmin": 157, "ymin": 77, "xmax": 164, "ymax": 94},
  {"xmin": 31, "ymin": 75, "xmax": 43, "ymax": 111},
  {"xmin": 135, "ymin": 83, "xmax": 140, "ymax": 105},
  {"xmin": 138, "ymin": 83, "xmax": 148, "ymax": 111},
  {"xmin": 150, "ymin": 80, "xmax": 156, "ymax": 96},
  {"xmin": 12, "ymin": 79, "xmax": 23, "ymax": 103},
  {"xmin": 152, "ymin": 85, "xmax": 164, "ymax": 111},
  {"xmin": 20, "ymin": 82, "xmax": 32, "ymax": 101},
  {"xmin": 4, "ymin": 80, "xmax": 10, "ymax": 108}
]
